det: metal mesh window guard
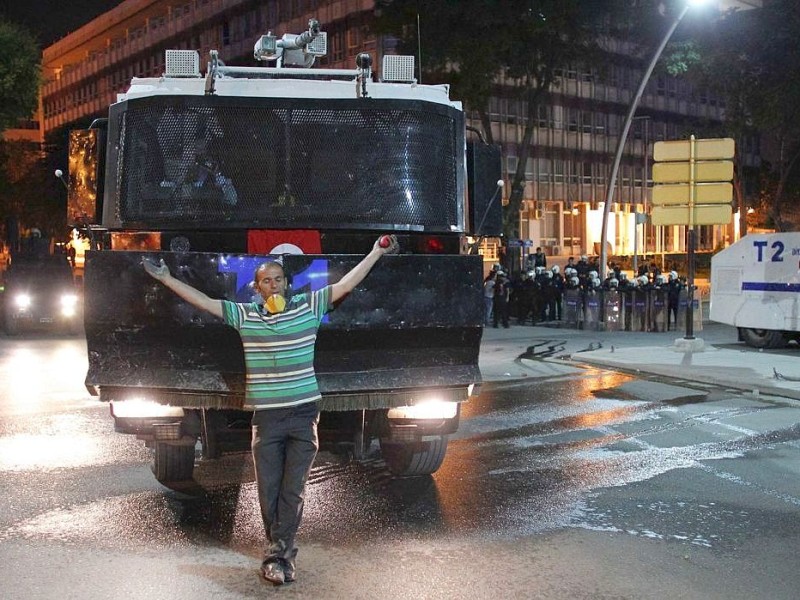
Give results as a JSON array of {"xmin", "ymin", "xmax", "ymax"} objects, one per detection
[{"xmin": 111, "ymin": 96, "xmax": 464, "ymax": 231}]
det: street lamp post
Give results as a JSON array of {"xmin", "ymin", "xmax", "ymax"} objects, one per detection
[
  {"xmin": 631, "ymin": 115, "xmax": 650, "ymax": 276},
  {"xmin": 599, "ymin": 1, "xmax": 703, "ymax": 323},
  {"xmin": 54, "ymin": 169, "xmax": 68, "ymax": 190}
]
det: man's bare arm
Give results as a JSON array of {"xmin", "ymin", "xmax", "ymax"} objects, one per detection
[{"xmin": 142, "ymin": 258, "xmax": 224, "ymax": 319}]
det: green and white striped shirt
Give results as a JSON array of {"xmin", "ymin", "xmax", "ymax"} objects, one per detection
[{"xmin": 222, "ymin": 286, "xmax": 332, "ymax": 409}]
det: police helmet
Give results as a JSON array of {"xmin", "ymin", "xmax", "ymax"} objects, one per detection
[
  {"xmin": 592, "ymin": 277, "xmax": 602, "ymax": 288},
  {"xmin": 637, "ymin": 275, "xmax": 649, "ymax": 285},
  {"xmin": 570, "ymin": 276, "xmax": 579, "ymax": 286},
  {"xmin": 589, "ymin": 270, "xmax": 598, "ymax": 279},
  {"xmin": 551, "ymin": 265, "xmax": 560, "ymax": 274},
  {"xmin": 670, "ymin": 270, "xmax": 678, "ymax": 280},
  {"xmin": 609, "ymin": 278, "xmax": 619, "ymax": 288},
  {"xmin": 545, "ymin": 270, "xmax": 553, "ymax": 278}
]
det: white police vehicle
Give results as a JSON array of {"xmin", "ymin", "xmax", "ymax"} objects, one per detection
[{"xmin": 710, "ymin": 232, "xmax": 800, "ymax": 348}]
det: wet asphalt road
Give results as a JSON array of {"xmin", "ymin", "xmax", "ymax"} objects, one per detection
[{"xmin": 1, "ymin": 336, "xmax": 800, "ymax": 599}]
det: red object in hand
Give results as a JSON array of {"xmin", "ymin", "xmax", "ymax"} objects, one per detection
[{"xmin": 379, "ymin": 235, "xmax": 392, "ymax": 248}]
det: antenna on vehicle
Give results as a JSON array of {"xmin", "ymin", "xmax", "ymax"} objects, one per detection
[{"xmin": 416, "ymin": 13, "xmax": 423, "ymax": 84}]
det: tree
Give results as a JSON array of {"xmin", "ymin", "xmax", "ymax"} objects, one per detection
[
  {"xmin": 374, "ymin": 0, "xmax": 627, "ymax": 237},
  {"xmin": 0, "ymin": 138, "xmax": 65, "ymax": 238},
  {"xmin": 667, "ymin": 0, "xmax": 800, "ymax": 231},
  {"xmin": 0, "ymin": 20, "xmax": 41, "ymax": 134}
]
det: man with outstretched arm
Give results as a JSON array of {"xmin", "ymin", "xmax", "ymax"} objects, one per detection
[{"xmin": 143, "ymin": 234, "xmax": 399, "ymax": 585}]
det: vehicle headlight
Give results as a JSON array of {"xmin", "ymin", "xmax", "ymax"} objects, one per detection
[
  {"xmin": 14, "ymin": 294, "xmax": 31, "ymax": 309},
  {"xmin": 61, "ymin": 293, "xmax": 78, "ymax": 307},
  {"xmin": 387, "ymin": 399, "xmax": 458, "ymax": 420},
  {"xmin": 110, "ymin": 398, "xmax": 185, "ymax": 418},
  {"xmin": 60, "ymin": 293, "xmax": 79, "ymax": 317}
]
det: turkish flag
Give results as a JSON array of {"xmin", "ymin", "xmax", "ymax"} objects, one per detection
[{"xmin": 247, "ymin": 229, "xmax": 322, "ymax": 254}]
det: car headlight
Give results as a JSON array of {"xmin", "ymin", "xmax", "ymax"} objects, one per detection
[
  {"xmin": 110, "ymin": 398, "xmax": 185, "ymax": 418},
  {"xmin": 14, "ymin": 294, "xmax": 31, "ymax": 309},
  {"xmin": 387, "ymin": 399, "xmax": 458, "ymax": 420},
  {"xmin": 61, "ymin": 293, "xmax": 78, "ymax": 307},
  {"xmin": 61, "ymin": 293, "xmax": 79, "ymax": 317}
]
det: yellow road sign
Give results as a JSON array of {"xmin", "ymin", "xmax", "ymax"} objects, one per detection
[
  {"xmin": 651, "ymin": 204, "xmax": 732, "ymax": 226},
  {"xmin": 653, "ymin": 137, "xmax": 735, "ymax": 162},
  {"xmin": 651, "ymin": 182, "xmax": 733, "ymax": 205},
  {"xmin": 652, "ymin": 160, "xmax": 733, "ymax": 184}
]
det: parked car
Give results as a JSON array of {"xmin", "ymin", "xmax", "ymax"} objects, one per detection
[{"xmin": 2, "ymin": 254, "xmax": 82, "ymax": 335}]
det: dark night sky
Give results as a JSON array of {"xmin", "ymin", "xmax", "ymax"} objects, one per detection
[{"xmin": 0, "ymin": 1, "xmax": 125, "ymax": 47}]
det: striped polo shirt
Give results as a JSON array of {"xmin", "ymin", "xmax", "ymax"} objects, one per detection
[{"xmin": 221, "ymin": 286, "xmax": 332, "ymax": 410}]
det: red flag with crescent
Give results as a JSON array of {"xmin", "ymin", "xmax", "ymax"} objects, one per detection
[{"xmin": 247, "ymin": 230, "xmax": 322, "ymax": 254}]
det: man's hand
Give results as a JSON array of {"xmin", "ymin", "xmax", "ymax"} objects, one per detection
[
  {"xmin": 142, "ymin": 257, "xmax": 170, "ymax": 281},
  {"xmin": 375, "ymin": 234, "xmax": 399, "ymax": 255}
]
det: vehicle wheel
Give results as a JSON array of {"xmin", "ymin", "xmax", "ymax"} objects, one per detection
[
  {"xmin": 351, "ymin": 429, "xmax": 369, "ymax": 461},
  {"xmin": 153, "ymin": 442, "xmax": 195, "ymax": 484},
  {"xmin": 739, "ymin": 327, "xmax": 787, "ymax": 349},
  {"xmin": 380, "ymin": 435, "xmax": 448, "ymax": 476},
  {"xmin": 4, "ymin": 313, "xmax": 19, "ymax": 336}
]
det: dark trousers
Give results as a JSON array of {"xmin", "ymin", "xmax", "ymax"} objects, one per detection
[
  {"xmin": 252, "ymin": 401, "xmax": 320, "ymax": 568},
  {"xmin": 493, "ymin": 298, "xmax": 509, "ymax": 327},
  {"xmin": 668, "ymin": 302, "xmax": 679, "ymax": 330}
]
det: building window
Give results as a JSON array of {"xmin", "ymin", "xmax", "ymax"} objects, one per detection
[
  {"xmin": 581, "ymin": 111, "xmax": 593, "ymax": 133},
  {"xmin": 537, "ymin": 104, "xmax": 553, "ymax": 128},
  {"xmin": 567, "ymin": 108, "xmax": 579, "ymax": 132},
  {"xmin": 507, "ymin": 155, "xmax": 518, "ymax": 174},
  {"xmin": 553, "ymin": 160, "xmax": 564, "ymax": 183},
  {"xmin": 581, "ymin": 163, "xmax": 593, "ymax": 185},
  {"xmin": 330, "ymin": 29, "xmax": 345, "ymax": 62},
  {"xmin": 567, "ymin": 161, "xmax": 579, "ymax": 184},
  {"xmin": 347, "ymin": 25, "xmax": 361, "ymax": 49},
  {"xmin": 537, "ymin": 158, "xmax": 551, "ymax": 182}
]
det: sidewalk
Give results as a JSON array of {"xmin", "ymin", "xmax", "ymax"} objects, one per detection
[{"xmin": 479, "ymin": 320, "xmax": 800, "ymax": 400}]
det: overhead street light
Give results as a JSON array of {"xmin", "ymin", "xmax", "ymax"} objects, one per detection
[
  {"xmin": 54, "ymin": 169, "xmax": 68, "ymax": 190},
  {"xmin": 599, "ymin": 1, "xmax": 710, "ymax": 300}
]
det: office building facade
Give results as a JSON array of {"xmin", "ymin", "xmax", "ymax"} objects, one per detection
[{"xmin": 39, "ymin": 0, "xmax": 760, "ymax": 264}]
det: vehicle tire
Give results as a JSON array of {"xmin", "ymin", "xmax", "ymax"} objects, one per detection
[
  {"xmin": 153, "ymin": 442, "xmax": 195, "ymax": 484},
  {"xmin": 739, "ymin": 327, "xmax": 787, "ymax": 349},
  {"xmin": 351, "ymin": 429, "xmax": 369, "ymax": 461},
  {"xmin": 4, "ymin": 313, "xmax": 19, "ymax": 336},
  {"xmin": 380, "ymin": 435, "xmax": 448, "ymax": 476}
]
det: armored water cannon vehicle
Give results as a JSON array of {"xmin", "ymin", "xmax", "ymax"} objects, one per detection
[
  {"xmin": 70, "ymin": 20, "xmax": 503, "ymax": 488},
  {"xmin": 710, "ymin": 232, "xmax": 800, "ymax": 348}
]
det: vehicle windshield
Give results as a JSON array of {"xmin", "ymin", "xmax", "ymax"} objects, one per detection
[{"xmin": 7, "ymin": 255, "xmax": 74, "ymax": 285}]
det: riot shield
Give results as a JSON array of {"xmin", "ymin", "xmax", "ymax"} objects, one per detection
[
  {"xmin": 631, "ymin": 289, "xmax": 649, "ymax": 332},
  {"xmin": 603, "ymin": 290, "xmax": 623, "ymax": 331},
  {"xmin": 623, "ymin": 290, "xmax": 633, "ymax": 331},
  {"xmin": 649, "ymin": 288, "xmax": 667, "ymax": 332},
  {"xmin": 563, "ymin": 288, "xmax": 582, "ymax": 328},
  {"xmin": 584, "ymin": 290, "xmax": 601, "ymax": 331}
]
